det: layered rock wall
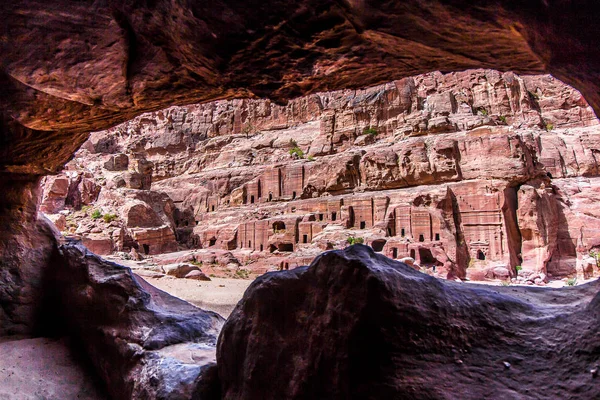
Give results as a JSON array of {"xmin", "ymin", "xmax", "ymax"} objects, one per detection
[{"xmin": 42, "ymin": 70, "xmax": 600, "ymax": 282}]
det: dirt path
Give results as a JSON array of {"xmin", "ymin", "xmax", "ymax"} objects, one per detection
[
  {"xmin": 143, "ymin": 276, "xmax": 253, "ymax": 318},
  {"xmin": 0, "ymin": 337, "xmax": 106, "ymax": 400}
]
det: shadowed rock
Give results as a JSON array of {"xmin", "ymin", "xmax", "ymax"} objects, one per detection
[
  {"xmin": 45, "ymin": 243, "xmax": 224, "ymax": 400},
  {"xmin": 218, "ymin": 244, "xmax": 600, "ymax": 399}
]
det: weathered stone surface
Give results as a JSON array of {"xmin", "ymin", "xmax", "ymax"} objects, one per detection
[
  {"xmin": 46, "ymin": 243, "xmax": 224, "ymax": 400},
  {"xmin": 218, "ymin": 245, "xmax": 600, "ymax": 399},
  {"xmin": 39, "ymin": 69, "xmax": 600, "ymax": 282}
]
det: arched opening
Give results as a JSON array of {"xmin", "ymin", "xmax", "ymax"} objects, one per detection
[
  {"xmin": 331, "ymin": 211, "xmax": 337, "ymax": 221},
  {"xmin": 419, "ymin": 234, "xmax": 425, "ymax": 242},
  {"xmin": 268, "ymin": 193, "xmax": 273, "ymax": 202},
  {"xmin": 392, "ymin": 247, "xmax": 398, "ymax": 258},
  {"xmin": 371, "ymin": 239, "xmax": 386, "ymax": 252},
  {"xmin": 208, "ymin": 237, "xmax": 217, "ymax": 247},
  {"xmin": 257, "ymin": 180, "xmax": 262, "ymax": 199},
  {"xmin": 142, "ymin": 244, "xmax": 150, "ymax": 255},
  {"xmin": 273, "ymin": 221, "xmax": 286, "ymax": 233},
  {"xmin": 419, "ymin": 248, "xmax": 435, "ymax": 265},
  {"xmin": 347, "ymin": 206, "xmax": 355, "ymax": 228},
  {"xmin": 211, "ymin": 205, "xmax": 215, "ymax": 212},
  {"xmin": 477, "ymin": 250, "xmax": 486, "ymax": 260},
  {"xmin": 278, "ymin": 243, "xmax": 293, "ymax": 252}
]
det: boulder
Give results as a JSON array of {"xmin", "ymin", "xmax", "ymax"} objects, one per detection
[
  {"xmin": 46, "ymin": 244, "xmax": 224, "ymax": 400},
  {"xmin": 218, "ymin": 244, "xmax": 600, "ymax": 399},
  {"xmin": 163, "ymin": 263, "xmax": 200, "ymax": 278},
  {"xmin": 185, "ymin": 270, "xmax": 211, "ymax": 281}
]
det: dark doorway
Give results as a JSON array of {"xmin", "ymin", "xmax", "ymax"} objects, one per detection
[
  {"xmin": 319, "ymin": 214, "xmax": 324, "ymax": 221},
  {"xmin": 371, "ymin": 239, "xmax": 386, "ymax": 252},
  {"xmin": 392, "ymin": 248, "xmax": 398, "ymax": 258},
  {"xmin": 248, "ymin": 240, "xmax": 252, "ymax": 248},
  {"xmin": 435, "ymin": 233, "xmax": 440, "ymax": 241},
  {"xmin": 278, "ymin": 243, "xmax": 294, "ymax": 252},
  {"xmin": 401, "ymin": 228, "xmax": 405, "ymax": 237},
  {"xmin": 260, "ymin": 244, "xmax": 264, "ymax": 251},
  {"xmin": 270, "ymin": 244, "xmax": 277, "ymax": 253},
  {"xmin": 251, "ymin": 195, "xmax": 255, "ymax": 204},
  {"xmin": 347, "ymin": 207, "xmax": 355, "ymax": 228},
  {"xmin": 419, "ymin": 248, "xmax": 435, "ymax": 264},
  {"xmin": 292, "ymin": 191, "xmax": 296, "ymax": 199},
  {"xmin": 410, "ymin": 249, "xmax": 416, "ymax": 259},
  {"xmin": 303, "ymin": 234, "xmax": 308, "ymax": 244},
  {"xmin": 360, "ymin": 221, "xmax": 366, "ymax": 229},
  {"xmin": 211, "ymin": 205, "xmax": 215, "ymax": 212},
  {"xmin": 142, "ymin": 244, "xmax": 150, "ymax": 255},
  {"xmin": 331, "ymin": 212, "xmax": 337, "ymax": 221},
  {"xmin": 273, "ymin": 221, "xmax": 286, "ymax": 233},
  {"xmin": 419, "ymin": 234, "xmax": 425, "ymax": 242},
  {"xmin": 208, "ymin": 237, "xmax": 216, "ymax": 247},
  {"xmin": 257, "ymin": 180, "xmax": 262, "ymax": 199},
  {"xmin": 477, "ymin": 250, "xmax": 486, "ymax": 260},
  {"xmin": 268, "ymin": 193, "xmax": 273, "ymax": 202}
]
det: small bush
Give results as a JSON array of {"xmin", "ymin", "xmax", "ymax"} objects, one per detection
[
  {"xmin": 545, "ymin": 122, "xmax": 554, "ymax": 131},
  {"xmin": 499, "ymin": 115, "xmax": 507, "ymax": 124},
  {"xmin": 478, "ymin": 108, "xmax": 489, "ymax": 116},
  {"xmin": 566, "ymin": 277, "xmax": 577, "ymax": 286},
  {"xmin": 102, "ymin": 213, "xmax": 118, "ymax": 223},
  {"xmin": 307, "ymin": 155, "xmax": 315, "ymax": 161},
  {"xmin": 515, "ymin": 265, "xmax": 522, "ymax": 274},
  {"xmin": 346, "ymin": 236, "xmax": 364, "ymax": 245},
  {"xmin": 234, "ymin": 269, "xmax": 250, "ymax": 279},
  {"xmin": 289, "ymin": 147, "xmax": 304, "ymax": 158},
  {"xmin": 190, "ymin": 260, "xmax": 202, "ymax": 266},
  {"xmin": 91, "ymin": 209, "xmax": 102, "ymax": 219},
  {"xmin": 363, "ymin": 127, "xmax": 378, "ymax": 136}
]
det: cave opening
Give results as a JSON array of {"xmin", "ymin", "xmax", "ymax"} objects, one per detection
[
  {"xmin": 419, "ymin": 234, "xmax": 425, "ymax": 242},
  {"xmin": 371, "ymin": 239, "xmax": 386, "ymax": 252},
  {"xmin": 303, "ymin": 234, "xmax": 308, "ymax": 243},
  {"xmin": 418, "ymin": 248, "xmax": 435, "ymax": 265},
  {"xmin": 331, "ymin": 212, "xmax": 337, "ymax": 221},
  {"xmin": 278, "ymin": 243, "xmax": 293, "ymax": 252},
  {"xmin": 360, "ymin": 221, "xmax": 366, "ymax": 229},
  {"xmin": 208, "ymin": 237, "xmax": 217, "ymax": 247},
  {"xmin": 477, "ymin": 250, "xmax": 486, "ymax": 260},
  {"xmin": 142, "ymin": 244, "xmax": 150, "ymax": 255},
  {"xmin": 273, "ymin": 221, "xmax": 286, "ymax": 232}
]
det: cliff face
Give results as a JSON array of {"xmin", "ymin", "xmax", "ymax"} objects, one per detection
[{"xmin": 42, "ymin": 69, "xmax": 600, "ymax": 283}]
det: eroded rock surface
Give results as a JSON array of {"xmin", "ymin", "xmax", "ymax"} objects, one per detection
[
  {"xmin": 42, "ymin": 70, "xmax": 600, "ymax": 283},
  {"xmin": 218, "ymin": 244, "xmax": 600, "ymax": 399},
  {"xmin": 45, "ymin": 243, "xmax": 224, "ymax": 400}
]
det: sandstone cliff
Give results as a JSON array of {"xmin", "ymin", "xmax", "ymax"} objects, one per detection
[{"xmin": 42, "ymin": 69, "xmax": 600, "ymax": 283}]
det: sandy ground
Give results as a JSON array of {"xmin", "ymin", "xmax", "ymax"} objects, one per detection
[
  {"xmin": 0, "ymin": 337, "xmax": 106, "ymax": 400},
  {"xmin": 143, "ymin": 276, "xmax": 253, "ymax": 318}
]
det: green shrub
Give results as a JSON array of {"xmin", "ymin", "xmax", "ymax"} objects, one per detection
[
  {"xmin": 515, "ymin": 265, "xmax": 522, "ymax": 274},
  {"xmin": 346, "ymin": 236, "xmax": 364, "ymax": 245},
  {"xmin": 91, "ymin": 209, "xmax": 102, "ymax": 219},
  {"xmin": 545, "ymin": 122, "xmax": 554, "ymax": 131},
  {"xmin": 289, "ymin": 147, "xmax": 304, "ymax": 158},
  {"xmin": 566, "ymin": 277, "xmax": 577, "ymax": 286},
  {"xmin": 102, "ymin": 213, "xmax": 118, "ymax": 223},
  {"xmin": 234, "ymin": 269, "xmax": 250, "ymax": 279},
  {"xmin": 499, "ymin": 115, "xmax": 507, "ymax": 124},
  {"xmin": 363, "ymin": 127, "xmax": 378, "ymax": 136},
  {"xmin": 477, "ymin": 108, "xmax": 489, "ymax": 116},
  {"xmin": 307, "ymin": 155, "xmax": 315, "ymax": 161}
]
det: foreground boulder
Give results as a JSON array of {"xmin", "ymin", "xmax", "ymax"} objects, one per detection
[
  {"xmin": 218, "ymin": 244, "xmax": 600, "ymax": 399},
  {"xmin": 46, "ymin": 243, "xmax": 225, "ymax": 400}
]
